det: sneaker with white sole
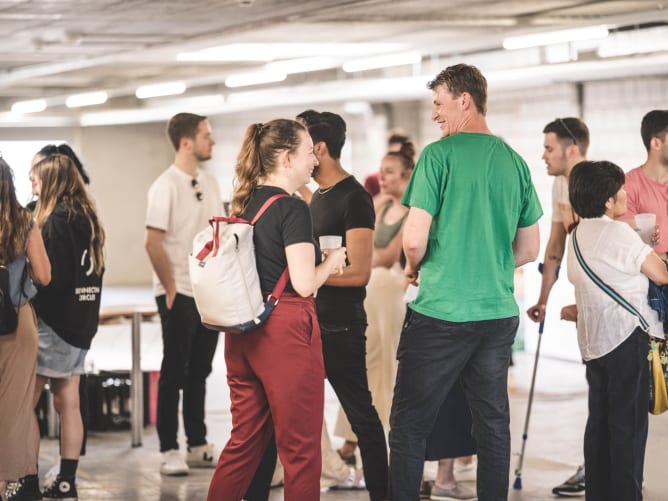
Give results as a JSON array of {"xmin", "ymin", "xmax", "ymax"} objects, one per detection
[
  {"xmin": 186, "ymin": 443, "xmax": 218, "ymax": 468},
  {"xmin": 551, "ymin": 464, "xmax": 585, "ymax": 497},
  {"xmin": 41, "ymin": 475, "xmax": 77, "ymax": 501},
  {"xmin": 160, "ymin": 449, "xmax": 189, "ymax": 476},
  {"xmin": 5, "ymin": 475, "xmax": 42, "ymax": 501},
  {"xmin": 430, "ymin": 482, "xmax": 477, "ymax": 500}
]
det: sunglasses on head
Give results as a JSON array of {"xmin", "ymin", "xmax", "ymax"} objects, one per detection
[{"xmin": 557, "ymin": 118, "xmax": 578, "ymax": 145}]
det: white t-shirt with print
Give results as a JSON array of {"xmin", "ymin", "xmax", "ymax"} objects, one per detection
[{"xmin": 146, "ymin": 164, "xmax": 223, "ymax": 297}]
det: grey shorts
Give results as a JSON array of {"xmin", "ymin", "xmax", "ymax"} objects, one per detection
[{"xmin": 36, "ymin": 318, "xmax": 87, "ymax": 379}]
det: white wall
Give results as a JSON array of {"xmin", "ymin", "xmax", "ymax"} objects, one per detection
[{"xmin": 79, "ymin": 123, "xmax": 173, "ymax": 286}]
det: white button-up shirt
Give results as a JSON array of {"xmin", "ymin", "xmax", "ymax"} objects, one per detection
[{"xmin": 567, "ymin": 216, "xmax": 662, "ymax": 361}]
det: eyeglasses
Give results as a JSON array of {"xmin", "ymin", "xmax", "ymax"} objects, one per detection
[
  {"xmin": 557, "ymin": 118, "xmax": 578, "ymax": 145},
  {"xmin": 191, "ymin": 178, "xmax": 203, "ymax": 201}
]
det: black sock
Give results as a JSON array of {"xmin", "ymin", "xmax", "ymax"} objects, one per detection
[{"xmin": 60, "ymin": 459, "xmax": 78, "ymax": 478}]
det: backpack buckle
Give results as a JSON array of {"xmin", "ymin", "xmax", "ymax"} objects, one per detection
[{"xmin": 266, "ymin": 294, "xmax": 279, "ymax": 306}]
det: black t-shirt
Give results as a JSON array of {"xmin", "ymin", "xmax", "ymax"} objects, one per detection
[
  {"xmin": 310, "ymin": 176, "xmax": 375, "ymax": 322},
  {"xmin": 34, "ymin": 203, "xmax": 103, "ymax": 349},
  {"xmin": 240, "ymin": 186, "xmax": 317, "ymax": 294}
]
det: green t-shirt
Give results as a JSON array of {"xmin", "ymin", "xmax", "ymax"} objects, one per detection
[{"xmin": 402, "ymin": 133, "xmax": 543, "ymax": 322}]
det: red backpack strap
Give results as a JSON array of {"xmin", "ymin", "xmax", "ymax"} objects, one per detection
[
  {"xmin": 250, "ymin": 193, "xmax": 289, "ymax": 225},
  {"xmin": 266, "ymin": 268, "xmax": 290, "ymax": 305},
  {"xmin": 252, "ymin": 193, "xmax": 290, "ymax": 302}
]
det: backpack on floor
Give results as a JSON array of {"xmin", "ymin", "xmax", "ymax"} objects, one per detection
[{"xmin": 189, "ymin": 194, "xmax": 289, "ymax": 333}]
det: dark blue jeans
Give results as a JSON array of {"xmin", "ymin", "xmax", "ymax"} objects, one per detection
[
  {"xmin": 584, "ymin": 329, "xmax": 648, "ymax": 501},
  {"xmin": 320, "ymin": 304, "xmax": 388, "ymax": 501},
  {"xmin": 156, "ymin": 293, "xmax": 219, "ymax": 452},
  {"xmin": 388, "ymin": 309, "xmax": 518, "ymax": 501}
]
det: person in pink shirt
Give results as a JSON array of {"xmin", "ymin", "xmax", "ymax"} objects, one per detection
[{"xmin": 623, "ymin": 110, "xmax": 668, "ymax": 258}]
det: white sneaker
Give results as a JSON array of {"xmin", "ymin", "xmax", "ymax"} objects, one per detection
[
  {"xmin": 331, "ymin": 467, "xmax": 365, "ymax": 490},
  {"xmin": 160, "ymin": 449, "xmax": 189, "ymax": 476},
  {"xmin": 454, "ymin": 458, "xmax": 477, "ymax": 483},
  {"xmin": 186, "ymin": 443, "xmax": 218, "ymax": 468}
]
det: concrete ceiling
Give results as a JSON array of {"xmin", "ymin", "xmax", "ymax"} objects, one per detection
[{"xmin": 1, "ymin": 0, "xmax": 667, "ymax": 126}]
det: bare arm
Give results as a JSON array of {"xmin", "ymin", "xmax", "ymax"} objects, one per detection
[
  {"xmin": 323, "ymin": 228, "xmax": 373, "ymax": 287},
  {"xmin": 285, "ymin": 243, "xmax": 347, "ymax": 297},
  {"xmin": 145, "ymin": 226, "xmax": 176, "ymax": 308},
  {"xmin": 641, "ymin": 252, "xmax": 668, "ymax": 285},
  {"xmin": 373, "ymin": 227, "xmax": 404, "ymax": 268},
  {"xmin": 526, "ymin": 221, "xmax": 567, "ymax": 322},
  {"xmin": 402, "ymin": 207, "xmax": 432, "ymax": 285},
  {"xmin": 26, "ymin": 224, "xmax": 51, "ymax": 285},
  {"xmin": 513, "ymin": 222, "xmax": 540, "ymax": 268}
]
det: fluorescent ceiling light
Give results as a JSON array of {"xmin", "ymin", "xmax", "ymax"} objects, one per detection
[
  {"xmin": 342, "ymin": 52, "xmax": 421, "ymax": 73},
  {"xmin": 225, "ymin": 71, "xmax": 286, "ymax": 88},
  {"xmin": 266, "ymin": 57, "xmax": 338, "ymax": 74},
  {"xmin": 135, "ymin": 81, "xmax": 186, "ymax": 99},
  {"xmin": 66, "ymin": 91, "xmax": 108, "ymax": 108},
  {"xmin": 178, "ymin": 44, "xmax": 271, "ymax": 62},
  {"xmin": 177, "ymin": 43, "xmax": 404, "ymax": 62},
  {"xmin": 503, "ymin": 25, "xmax": 608, "ymax": 50},
  {"xmin": 11, "ymin": 99, "xmax": 47, "ymax": 114},
  {"xmin": 597, "ymin": 26, "xmax": 668, "ymax": 58},
  {"xmin": 143, "ymin": 93, "xmax": 224, "ymax": 109}
]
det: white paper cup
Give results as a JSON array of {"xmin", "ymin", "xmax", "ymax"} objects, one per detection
[
  {"xmin": 319, "ymin": 235, "xmax": 343, "ymax": 273},
  {"xmin": 635, "ymin": 213, "xmax": 656, "ymax": 245},
  {"xmin": 319, "ymin": 235, "xmax": 342, "ymax": 251}
]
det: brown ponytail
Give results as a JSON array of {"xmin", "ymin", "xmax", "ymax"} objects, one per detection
[{"xmin": 230, "ymin": 119, "xmax": 306, "ymax": 216}]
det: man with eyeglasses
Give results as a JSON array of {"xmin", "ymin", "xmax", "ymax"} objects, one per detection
[
  {"xmin": 526, "ymin": 116, "xmax": 589, "ymax": 497},
  {"xmin": 145, "ymin": 112, "xmax": 222, "ymax": 477}
]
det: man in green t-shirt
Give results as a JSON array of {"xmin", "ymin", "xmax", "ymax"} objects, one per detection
[{"xmin": 388, "ymin": 63, "xmax": 543, "ymax": 501}]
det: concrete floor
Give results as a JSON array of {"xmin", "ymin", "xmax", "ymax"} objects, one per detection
[{"xmin": 37, "ymin": 351, "xmax": 668, "ymax": 500}]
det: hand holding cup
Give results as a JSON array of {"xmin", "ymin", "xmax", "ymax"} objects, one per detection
[
  {"xmin": 323, "ymin": 246, "xmax": 346, "ymax": 275},
  {"xmin": 319, "ymin": 235, "xmax": 345, "ymax": 274},
  {"xmin": 635, "ymin": 213, "xmax": 657, "ymax": 246}
]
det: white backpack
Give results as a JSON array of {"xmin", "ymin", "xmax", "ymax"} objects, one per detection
[{"xmin": 189, "ymin": 194, "xmax": 289, "ymax": 333}]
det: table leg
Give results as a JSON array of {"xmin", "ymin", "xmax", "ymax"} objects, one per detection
[{"xmin": 130, "ymin": 311, "xmax": 143, "ymax": 447}]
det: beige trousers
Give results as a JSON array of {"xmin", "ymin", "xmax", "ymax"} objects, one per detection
[
  {"xmin": 334, "ymin": 265, "xmax": 405, "ymax": 441},
  {"xmin": 0, "ymin": 304, "xmax": 40, "ymax": 481}
]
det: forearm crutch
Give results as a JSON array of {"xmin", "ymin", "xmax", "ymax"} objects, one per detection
[{"xmin": 513, "ymin": 320, "xmax": 544, "ymax": 490}]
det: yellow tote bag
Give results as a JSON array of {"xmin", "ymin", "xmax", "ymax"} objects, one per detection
[{"xmin": 649, "ymin": 339, "xmax": 668, "ymax": 415}]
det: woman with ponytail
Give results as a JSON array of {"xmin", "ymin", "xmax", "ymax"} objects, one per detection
[{"xmin": 207, "ymin": 119, "xmax": 346, "ymax": 501}]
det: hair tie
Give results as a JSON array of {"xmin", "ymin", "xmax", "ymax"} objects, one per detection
[{"xmin": 254, "ymin": 123, "xmax": 264, "ymax": 144}]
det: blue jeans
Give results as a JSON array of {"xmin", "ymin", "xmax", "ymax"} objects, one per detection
[
  {"xmin": 320, "ymin": 302, "xmax": 388, "ymax": 501},
  {"xmin": 156, "ymin": 293, "xmax": 219, "ymax": 452},
  {"xmin": 388, "ymin": 309, "xmax": 518, "ymax": 501}
]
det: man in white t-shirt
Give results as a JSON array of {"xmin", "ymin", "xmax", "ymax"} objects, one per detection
[
  {"xmin": 525, "ymin": 117, "xmax": 589, "ymax": 497},
  {"xmin": 145, "ymin": 112, "xmax": 223, "ymax": 476}
]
